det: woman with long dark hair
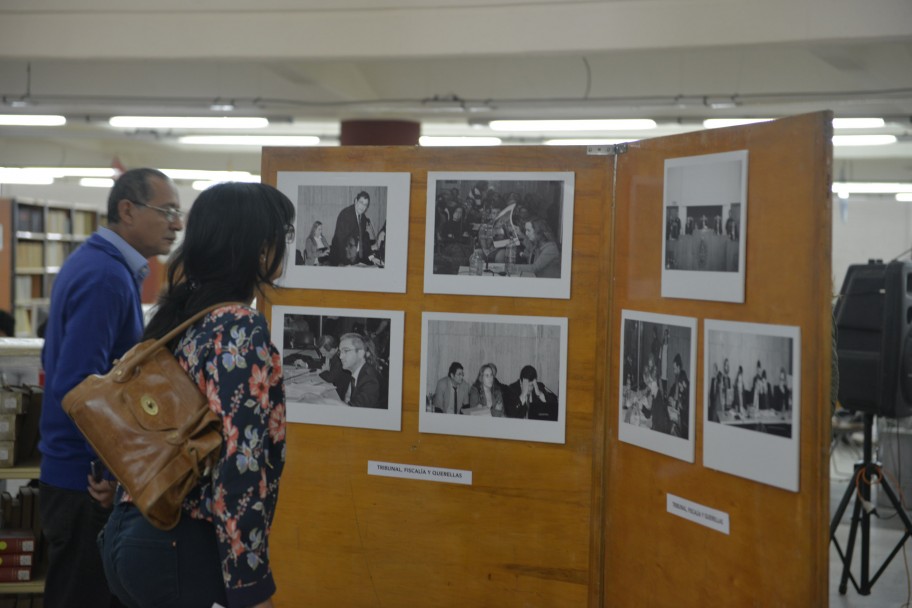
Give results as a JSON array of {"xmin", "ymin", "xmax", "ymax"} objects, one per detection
[
  {"xmin": 513, "ymin": 217, "xmax": 561, "ymax": 278},
  {"xmin": 303, "ymin": 220, "xmax": 330, "ymax": 265},
  {"xmin": 101, "ymin": 182, "xmax": 295, "ymax": 608}
]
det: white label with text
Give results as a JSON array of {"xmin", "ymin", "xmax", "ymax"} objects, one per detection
[
  {"xmin": 368, "ymin": 460, "xmax": 472, "ymax": 485},
  {"xmin": 667, "ymin": 493, "xmax": 730, "ymax": 535}
]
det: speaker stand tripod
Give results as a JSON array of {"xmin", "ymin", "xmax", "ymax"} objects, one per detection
[{"xmin": 830, "ymin": 412, "xmax": 912, "ymax": 595}]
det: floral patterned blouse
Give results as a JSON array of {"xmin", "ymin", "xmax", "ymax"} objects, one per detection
[{"xmin": 121, "ymin": 304, "xmax": 286, "ymax": 607}]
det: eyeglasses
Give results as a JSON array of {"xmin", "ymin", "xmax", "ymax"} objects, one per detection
[
  {"xmin": 339, "ymin": 347, "xmax": 362, "ymax": 355},
  {"xmin": 285, "ymin": 224, "xmax": 296, "ymax": 244},
  {"xmin": 131, "ymin": 200, "xmax": 184, "ymax": 223}
]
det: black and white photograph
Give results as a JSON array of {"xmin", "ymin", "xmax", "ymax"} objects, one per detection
[
  {"xmin": 661, "ymin": 150, "xmax": 748, "ymax": 303},
  {"xmin": 270, "ymin": 305, "xmax": 404, "ymax": 431},
  {"xmin": 423, "ymin": 172, "xmax": 575, "ymax": 299},
  {"xmin": 703, "ymin": 319, "xmax": 801, "ymax": 491},
  {"xmin": 419, "ymin": 312, "xmax": 567, "ymax": 444},
  {"xmin": 618, "ymin": 310, "xmax": 697, "ymax": 462},
  {"xmin": 276, "ymin": 171, "xmax": 411, "ymax": 293}
]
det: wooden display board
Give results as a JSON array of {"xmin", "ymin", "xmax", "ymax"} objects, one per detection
[
  {"xmin": 261, "ymin": 147, "xmax": 614, "ymax": 607},
  {"xmin": 261, "ymin": 111, "xmax": 832, "ymax": 606},
  {"xmin": 603, "ymin": 112, "xmax": 832, "ymax": 606},
  {"xmin": 0, "ymin": 200, "xmax": 12, "ymax": 311}
]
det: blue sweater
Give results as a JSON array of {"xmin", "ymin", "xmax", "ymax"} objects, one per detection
[{"xmin": 40, "ymin": 233, "xmax": 145, "ymax": 491}]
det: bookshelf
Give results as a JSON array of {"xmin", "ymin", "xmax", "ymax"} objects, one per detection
[
  {"xmin": 0, "ymin": 198, "xmax": 102, "ymax": 337},
  {"xmin": 0, "ymin": 338, "xmax": 43, "ymax": 596}
]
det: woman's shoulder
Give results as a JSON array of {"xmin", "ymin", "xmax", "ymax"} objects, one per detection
[
  {"xmin": 201, "ymin": 303, "xmax": 267, "ymax": 332},
  {"xmin": 541, "ymin": 240, "xmax": 560, "ymax": 253}
]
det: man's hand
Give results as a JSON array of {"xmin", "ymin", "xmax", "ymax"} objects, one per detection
[{"xmin": 88, "ymin": 476, "xmax": 117, "ymax": 509}]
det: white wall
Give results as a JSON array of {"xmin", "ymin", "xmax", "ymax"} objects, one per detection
[{"xmin": 832, "ymin": 196, "xmax": 912, "ymax": 292}]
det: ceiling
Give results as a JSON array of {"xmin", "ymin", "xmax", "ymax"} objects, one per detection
[{"xmin": 0, "ymin": 0, "xmax": 910, "ymax": 204}]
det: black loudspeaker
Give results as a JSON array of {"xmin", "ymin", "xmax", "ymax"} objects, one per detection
[{"xmin": 834, "ymin": 259, "xmax": 912, "ymax": 418}]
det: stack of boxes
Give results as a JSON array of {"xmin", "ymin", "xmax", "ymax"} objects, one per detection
[
  {"xmin": 0, "ymin": 340, "xmax": 46, "ymax": 605},
  {"xmin": 0, "ymin": 387, "xmax": 41, "ymax": 469}
]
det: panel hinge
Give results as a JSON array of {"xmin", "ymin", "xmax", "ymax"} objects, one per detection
[{"xmin": 587, "ymin": 143, "xmax": 628, "ymax": 156}]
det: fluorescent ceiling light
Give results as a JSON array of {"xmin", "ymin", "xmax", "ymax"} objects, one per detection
[
  {"xmin": 418, "ymin": 136, "xmax": 501, "ymax": 147},
  {"xmin": 160, "ymin": 169, "xmax": 259, "ymax": 182},
  {"xmin": 897, "ymin": 193, "xmax": 912, "ymax": 202},
  {"xmin": 0, "ymin": 114, "xmax": 66, "ymax": 126},
  {"xmin": 0, "ymin": 167, "xmax": 116, "ymax": 179},
  {"xmin": 832, "ymin": 135, "xmax": 897, "ymax": 147},
  {"xmin": 192, "ymin": 181, "xmax": 218, "ymax": 191},
  {"xmin": 0, "ymin": 169, "xmax": 54, "ymax": 184},
  {"xmin": 544, "ymin": 138, "xmax": 632, "ymax": 146},
  {"xmin": 55, "ymin": 167, "xmax": 117, "ymax": 178},
  {"xmin": 703, "ymin": 118, "xmax": 772, "ymax": 129},
  {"xmin": 190, "ymin": 178, "xmax": 260, "ymax": 191},
  {"xmin": 488, "ymin": 119, "xmax": 656, "ymax": 132},
  {"xmin": 178, "ymin": 135, "xmax": 319, "ymax": 146},
  {"xmin": 832, "ymin": 182, "xmax": 912, "ymax": 194},
  {"xmin": 109, "ymin": 116, "xmax": 269, "ymax": 129},
  {"xmin": 833, "ymin": 118, "xmax": 885, "ymax": 129},
  {"xmin": 79, "ymin": 178, "xmax": 115, "ymax": 188}
]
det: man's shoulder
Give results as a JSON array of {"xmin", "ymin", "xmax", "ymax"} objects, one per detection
[
  {"xmin": 57, "ymin": 238, "xmax": 131, "ymax": 286},
  {"xmin": 362, "ymin": 361, "xmax": 380, "ymax": 377}
]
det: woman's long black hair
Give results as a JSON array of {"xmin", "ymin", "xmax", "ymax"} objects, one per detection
[{"xmin": 143, "ymin": 182, "xmax": 295, "ymax": 341}]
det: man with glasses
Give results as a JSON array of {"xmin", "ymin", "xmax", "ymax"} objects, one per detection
[
  {"xmin": 338, "ymin": 332, "xmax": 382, "ymax": 408},
  {"xmin": 40, "ymin": 168, "xmax": 182, "ymax": 608}
]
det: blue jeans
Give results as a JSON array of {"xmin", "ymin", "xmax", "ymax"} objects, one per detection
[{"xmin": 100, "ymin": 502, "xmax": 227, "ymax": 608}]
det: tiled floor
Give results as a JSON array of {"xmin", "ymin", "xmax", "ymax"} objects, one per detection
[{"xmin": 830, "ymin": 434, "xmax": 912, "ymax": 607}]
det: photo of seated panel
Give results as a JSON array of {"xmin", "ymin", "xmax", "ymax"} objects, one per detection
[{"xmin": 423, "ymin": 172, "xmax": 575, "ymax": 300}]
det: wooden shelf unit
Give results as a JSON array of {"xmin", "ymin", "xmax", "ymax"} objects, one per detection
[
  {"xmin": 0, "ymin": 198, "xmax": 101, "ymax": 337},
  {"xmin": 0, "ymin": 337, "xmax": 43, "ymax": 597}
]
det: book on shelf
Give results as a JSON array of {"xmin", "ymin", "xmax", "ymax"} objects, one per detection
[
  {"xmin": 0, "ymin": 530, "xmax": 34, "ymax": 554},
  {"xmin": 12, "ymin": 278, "xmax": 33, "ymax": 304},
  {"xmin": 13, "ymin": 243, "xmax": 42, "ymax": 269},
  {"xmin": 45, "ymin": 209, "xmax": 70, "ymax": 234},
  {"xmin": 73, "ymin": 210, "xmax": 96, "ymax": 236},
  {"xmin": 0, "ymin": 554, "xmax": 31, "ymax": 568},
  {"xmin": 10, "ymin": 311, "xmax": 30, "ymax": 339},
  {"xmin": 44, "ymin": 242, "xmax": 66, "ymax": 267},
  {"xmin": 0, "ymin": 566, "xmax": 32, "ymax": 582},
  {"xmin": 16, "ymin": 492, "xmax": 32, "ymax": 537},
  {"xmin": 15, "ymin": 207, "xmax": 43, "ymax": 234},
  {"xmin": 15, "ymin": 389, "xmax": 41, "ymax": 465}
]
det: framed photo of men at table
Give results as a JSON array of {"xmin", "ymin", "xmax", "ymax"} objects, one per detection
[
  {"xmin": 419, "ymin": 312, "xmax": 568, "ymax": 444},
  {"xmin": 703, "ymin": 319, "xmax": 801, "ymax": 491},
  {"xmin": 270, "ymin": 305, "xmax": 405, "ymax": 431},
  {"xmin": 661, "ymin": 150, "xmax": 748, "ymax": 303},
  {"xmin": 618, "ymin": 309, "xmax": 697, "ymax": 462},
  {"xmin": 422, "ymin": 171, "xmax": 575, "ymax": 300},
  {"xmin": 276, "ymin": 171, "xmax": 411, "ymax": 293}
]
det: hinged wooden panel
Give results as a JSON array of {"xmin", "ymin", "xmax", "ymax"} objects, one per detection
[
  {"xmin": 603, "ymin": 112, "xmax": 832, "ymax": 606},
  {"xmin": 262, "ymin": 146, "xmax": 614, "ymax": 607},
  {"xmin": 0, "ymin": 199, "xmax": 12, "ymax": 311}
]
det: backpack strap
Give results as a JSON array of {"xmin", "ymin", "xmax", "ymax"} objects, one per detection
[{"xmin": 114, "ymin": 302, "xmax": 245, "ymax": 376}]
